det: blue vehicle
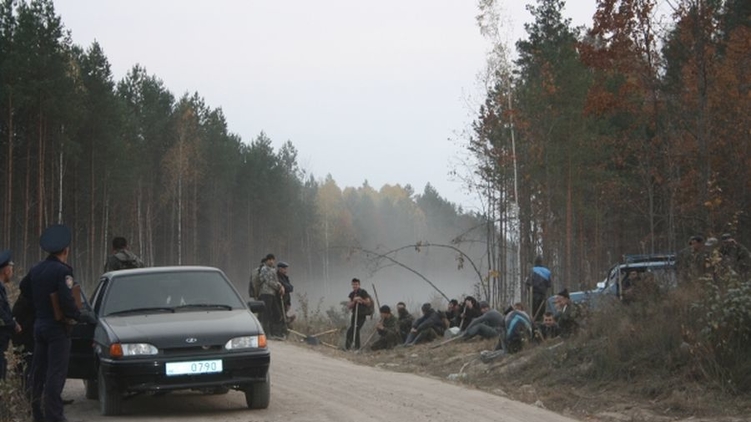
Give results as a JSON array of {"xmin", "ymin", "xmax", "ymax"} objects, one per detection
[{"xmin": 547, "ymin": 254, "xmax": 677, "ymax": 311}]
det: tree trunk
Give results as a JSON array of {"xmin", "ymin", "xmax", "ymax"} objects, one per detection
[{"xmin": 5, "ymin": 94, "xmax": 13, "ymax": 247}]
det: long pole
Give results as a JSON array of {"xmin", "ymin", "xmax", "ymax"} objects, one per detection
[
  {"xmin": 510, "ymin": 88, "xmax": 522, "ymax": 304},
  {"xmin": 371, "ymin": 284, "xmax": 381, "ymax": 310},
  {"xmin": 352, "ymin": 302, "xmax": 359, "ymax": 351}
]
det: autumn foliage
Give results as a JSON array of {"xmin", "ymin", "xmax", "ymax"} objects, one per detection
[{"xmin": 469, "ymin": 0, "xmax": 751, "ymax": 292}]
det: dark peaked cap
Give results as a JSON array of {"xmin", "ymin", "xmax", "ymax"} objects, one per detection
[
  {"xmin": 0, "ymin": 250, "xmax": 11, "ymax": 268},
  {"xmin": 40, "ymin": 224, "xmax": 72, "ymax": 254}
]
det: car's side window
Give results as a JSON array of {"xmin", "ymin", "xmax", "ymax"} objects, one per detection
[{"xmin": 90, "ymin": 277, "xmax": 109, "ymax": 314}]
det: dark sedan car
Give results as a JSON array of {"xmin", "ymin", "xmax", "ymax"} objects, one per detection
[{"xmin": 67, "ymin": 266, "xmax": 270, "ymax": 416}]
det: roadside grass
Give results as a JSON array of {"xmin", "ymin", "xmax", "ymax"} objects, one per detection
[{"xmin": 0, "ymin": 350, "xmax": 31, "ymax": 422}]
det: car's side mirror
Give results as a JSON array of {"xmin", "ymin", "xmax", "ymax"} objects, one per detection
[
  {"xmin": 248, "ymin": 300, "xmax": 265, "ymax": 313},
  {"xmin": 596, "ymin": 281, "xmax": 606, "ymax": 289}
]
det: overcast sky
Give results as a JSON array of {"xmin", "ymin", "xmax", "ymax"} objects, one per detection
[{"xmin": 54, "ymin": 0, "xmax": 598, "ymax": 211}]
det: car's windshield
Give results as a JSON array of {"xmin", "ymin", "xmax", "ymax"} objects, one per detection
[{"xmin": 101, "ymin": 270, "xmax": 244, "ymax": 316}]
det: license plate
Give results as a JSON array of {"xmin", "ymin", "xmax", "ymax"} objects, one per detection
[{"xmin": 165, "ymin": 359, "xmax": 223, "ymax": 376}]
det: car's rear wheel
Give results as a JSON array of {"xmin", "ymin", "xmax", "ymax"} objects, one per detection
[
  {"xmin": 83, "ymin": 378, "xmax": 98, "ymax": 400},
  {"xmin": 98, "ymin": 366, "xmax": 122, "ymax": 416},
  {"xmin": 244, "ymin": 372, "xmax": 270, "ymax": 409}
]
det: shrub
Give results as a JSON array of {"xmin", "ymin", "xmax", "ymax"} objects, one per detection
[
  {"xmin": 690, "ymin": 273, "xmax": 751, "ymax": 392},
  {"xmin": 0, "ymin": 350, "xmax": 31, "ymax": 422}
]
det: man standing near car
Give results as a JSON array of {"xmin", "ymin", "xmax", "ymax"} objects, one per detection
[
  {"xmin": 258, "ymin": 254, "xmax": 285, "ymax": 339},
  {"xmin": 25, "ymin": 224, "xmax": 96, "ymax": 422},
  {"xmin": 104, "ymin": 236, "xmax": 145, "ymax": 272}
]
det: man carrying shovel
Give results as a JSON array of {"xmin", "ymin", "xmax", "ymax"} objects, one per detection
[{"xmin": 345, "ymin": 278, "xmax": 372, "ymax": 350}]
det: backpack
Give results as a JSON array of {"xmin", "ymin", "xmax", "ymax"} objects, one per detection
[
  {"xmin": 118, "ymin": 257, "xmax": 140, "ymax": 270},
  {"xmin": 114, "ymin": 251, "xmax": 143, "ymax": 270},
  {"xmin": 249, "ymin": 266, "xmax": 263, "ymax": 299}
]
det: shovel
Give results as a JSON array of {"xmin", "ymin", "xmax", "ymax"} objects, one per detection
[
  {"xmin": 288, "ymin": 328, "xmax": 340, "ymax": 346},
  {"xmin": 288, "ymin": 329, "xmax": 322, "ymax": 345}
]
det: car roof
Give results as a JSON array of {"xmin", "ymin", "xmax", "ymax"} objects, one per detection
[{"xmin": 103, "ymin": 266, "xmax": 224, "ymax": 279}]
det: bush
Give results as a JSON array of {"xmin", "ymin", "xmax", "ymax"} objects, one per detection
[
  {"xmin": 690, "ymin": 273, "xmax": 751, "ymax": 392},
  {"xmin": 0, "ymin": 350, "xmax": 31, "ymax": 422},
  {"xmin": 518, "ymin": 262, "xmax": 751, "ymax": 400}
]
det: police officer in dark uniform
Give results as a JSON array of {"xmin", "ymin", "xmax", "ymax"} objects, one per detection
[{"xmin": 23, "ymin": 224, "xmax": 95, "ymax": 422}]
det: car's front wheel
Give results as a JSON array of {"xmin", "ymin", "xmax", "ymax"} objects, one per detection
[
  {"xmin": 98, "ymin": 366, "xmax": 123, "ymax": 416},
  {"xmin": 244, "ymin": 372, "xmax": 270, "ymax": 409}
]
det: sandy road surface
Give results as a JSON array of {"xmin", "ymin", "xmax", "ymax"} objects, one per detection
[{"xmin": 63, "ymin": 342, "xmax": 579, "ymax": 422}]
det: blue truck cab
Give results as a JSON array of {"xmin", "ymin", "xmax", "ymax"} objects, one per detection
[{"xmin": 547, "ymin": 254, "xmax": 677, "ymax": 311}]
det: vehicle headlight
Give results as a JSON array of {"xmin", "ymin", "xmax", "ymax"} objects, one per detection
[
  {"xmin": 225, "ymin": 335, "xmax": 266, "ymax": 350},
  {"xmin": 110, "ymin": 343, "xmax": 159, "ymax": 357}
]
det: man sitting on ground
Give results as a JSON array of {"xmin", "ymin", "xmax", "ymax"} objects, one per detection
[
  {"xmin": 396, "ymin": 302, "xmax": 414, "ymax": 343},
  {"xmin": 371, "ymin": 305, "xmax": 401, "ymax": 351},
  {"xmin": 445, "ymin": 299, "xmax": 461, "ymax": 328},
  {"xmin": 536, "ymin": 311, "xmax": 561, "ymax": 341},
  {"xmin": 404, "ymin": 303, "xmax": 444, "ymax": 346},
  {"xmin": 462, "ymin": 301, "xmax": 504, "ymax": 340},
  {"xmin": 554, "ymin": 289, "xmax": 580, "ymax": 338}
]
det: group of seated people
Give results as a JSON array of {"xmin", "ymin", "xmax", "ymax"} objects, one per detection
[{"xmin": 369, "ymin": 289, "xmax": 579, "ymax": 354}]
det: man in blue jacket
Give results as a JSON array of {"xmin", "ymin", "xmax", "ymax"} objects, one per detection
[{"xmin": 525, "ymin": 256, "xmax": 552, "ymax": 322}]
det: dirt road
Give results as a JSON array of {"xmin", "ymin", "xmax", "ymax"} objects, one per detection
[{"xmin": 63, "ymin": 342, "xmax": 579, "ymax": 421}]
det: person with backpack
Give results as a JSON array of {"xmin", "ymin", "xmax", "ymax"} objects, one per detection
[
  {"xmin": 258, "ymin": 254, "xmax": 286, "ymax": 339},
  {"xmin": 248, "ymin": 257, "xmax": 266, "ymax": 300},
  {"xmin": 104, "ymin": 237, "xmax": 145, "ymax": 272}
]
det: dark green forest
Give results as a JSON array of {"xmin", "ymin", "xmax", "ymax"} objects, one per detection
[
  {"xmin": 2, "ymin": 0, "xmax": 750, "ymax": 308},
  {"xmin": 0, "ymin": 0, "xmax": 482, "ymax": 300}
]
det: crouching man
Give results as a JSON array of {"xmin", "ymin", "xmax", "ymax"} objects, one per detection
[
  {"xmin": 371, "ymin": 305, "xmax": 401, "ymax": 351},
  {"xmin": 495, "ymin": 303, "xmax": 533, "ymax": 354},
  {"xmin": 404, "ymin": 303, "xmax": 444, "ymax": 346}
]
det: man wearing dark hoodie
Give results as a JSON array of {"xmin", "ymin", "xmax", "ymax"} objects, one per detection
[
  {"xmin": 458, "ymin": 296, "xmax": 481, "ymax": 331},
  {"xmin": 404, "ymin": 303, "xmax": 444, "ymax": 345},
  {"xmin": 104, "ymin": 237, "xmax": 145, "ymax": 272}
]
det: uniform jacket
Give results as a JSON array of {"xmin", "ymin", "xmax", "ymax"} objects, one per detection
[{"xmin": 22, "ymin": 255, "xmax": 81, "ymax": 323}]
